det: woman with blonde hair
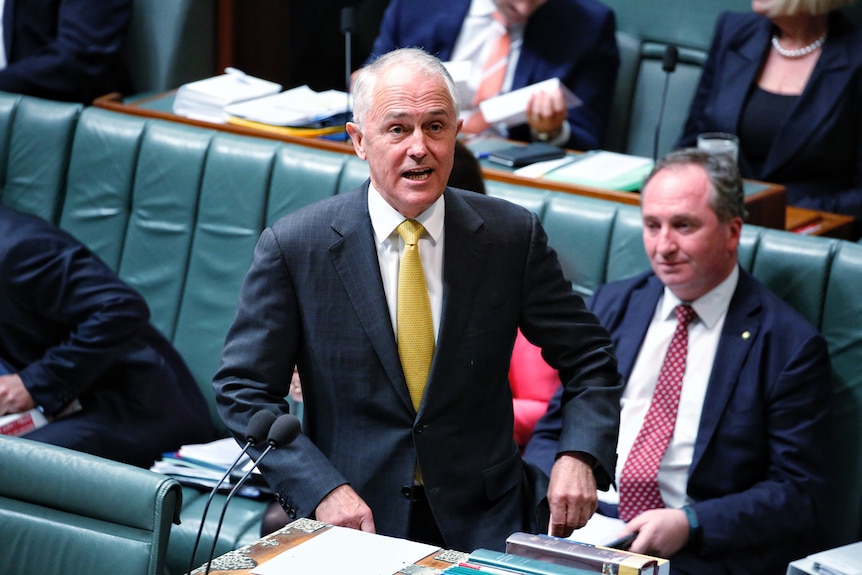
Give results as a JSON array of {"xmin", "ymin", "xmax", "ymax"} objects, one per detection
[{"xmin": 678, "ymin": 0, "xmax": 862, "ymax": 231}]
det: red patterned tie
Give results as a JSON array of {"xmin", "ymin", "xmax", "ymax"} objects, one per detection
[
  {"xmin": 462, "ymin": 12, "xmax": 510, "ymax": 134},
  {"xmin": 618, "ymin": 304, "xmax": 697, "ymax": 522}
]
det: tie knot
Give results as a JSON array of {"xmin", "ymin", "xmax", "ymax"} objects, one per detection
[
  {"xmin": 675, "ymin": 304, "xmax": 697, "ymax": 327},
  {"xmin": 397, "ymin": 219, "xmax": 424, "ymax": 246},
  {"xmin": 492, "ymin": 11, "xmax": 507, "ymax": 27}
]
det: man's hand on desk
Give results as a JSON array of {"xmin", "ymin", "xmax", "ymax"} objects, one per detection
[
  {"xmin": 545, "ymin": 451, "xmax": 598, "ymax": 537},
  {"xmin": 315, "ymin": 483, "xmax": 377, "ymax": 533}
]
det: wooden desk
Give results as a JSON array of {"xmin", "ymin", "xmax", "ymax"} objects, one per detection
[
  {"xmin": 191, "ymin": 518, "xmax": 465, "ymax": 575},
  {"xmin": 95, "ymin": 92, "xmax": 854, "ymax": 239}
]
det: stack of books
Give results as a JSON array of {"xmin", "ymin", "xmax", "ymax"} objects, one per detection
[{"xmin": 442, "ymin": 533, "xmax": 668, "ymax": 575}]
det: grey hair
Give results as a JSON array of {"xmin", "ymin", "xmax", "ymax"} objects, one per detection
[
  {"xmin": 351, "ymin": 47, "xmax": 461, "ymax": 129},
  {"xmin": 643, "ymin": 148, "xmax": 748, "ymax": 222}
]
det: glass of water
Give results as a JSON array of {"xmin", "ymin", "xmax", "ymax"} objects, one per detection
[{"xmin": 697, "ymin": 132, "xmax": 739, "ymax": 164}]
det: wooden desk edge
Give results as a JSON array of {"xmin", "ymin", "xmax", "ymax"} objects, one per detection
[{"xmin": 94, "ymin": 93, "xmax": 354, "ymax": 155}]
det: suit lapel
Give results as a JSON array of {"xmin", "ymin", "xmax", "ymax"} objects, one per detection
[
  {"xmin": 690, "ymin": 270, "xmax": 761, "ymax": 471},
  {"xmin": 614, "ymin": 278, "xmax": 664, "ymax": 381},
  {"xmin": 425, "ymin": 190, "xmax": 488, "ymax": 413},
  {"xmin": 327, "ymin": 184, "xmax": 413, "ymax": 412},
  {"xmin": 761, "ymin": 18, "xmax": 854, "ymax": 175}
]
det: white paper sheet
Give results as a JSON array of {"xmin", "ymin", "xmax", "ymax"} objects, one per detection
[
  {"xmin": 479, "ymin": 78, "xmax": 581, "ymax": 127},
  {"xmin": 251, "ymin": 526, "xmax": 439, "ymax": 575},
  {"xmin": 549, "ymin": 151, "xmax": 652, "ymax": 184}
]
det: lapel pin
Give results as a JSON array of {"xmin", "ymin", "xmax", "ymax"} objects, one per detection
[{"xmin": 741, "ymin": 331, "xmax": 751, "ymax": 340}]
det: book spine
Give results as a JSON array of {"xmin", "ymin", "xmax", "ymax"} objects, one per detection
[
  {"xmin": 469, "ymin": 548, "xmax": 595, "ymax": 575},
  {"xmin": 505, "ymin": 533, "xmax": 656, "ymax": 575}
]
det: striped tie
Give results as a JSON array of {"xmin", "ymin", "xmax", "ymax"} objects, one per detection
[{"xmin": 463, "ymin": 12, "xmax": 510, "ymax": 134}]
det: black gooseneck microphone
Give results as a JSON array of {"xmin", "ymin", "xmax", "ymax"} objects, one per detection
[
  {"xmin": 341, "ymin": 7, "xmax": 355, "ymax": 119},
  {"xmin": 186, "ymin": 410, "xmax": 277, "ymax": 575},
  {"xmin": 653, "ymin": 45, "xmax": 679, "ymax": 162},
  {"xmin": 202, "ymin": 413, "xmax": 302, "ymax": 575}
]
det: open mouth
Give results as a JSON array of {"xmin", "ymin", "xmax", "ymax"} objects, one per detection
[{"xmin": 403, "ymin": 167, "xmax": 433, "ymax": 181}]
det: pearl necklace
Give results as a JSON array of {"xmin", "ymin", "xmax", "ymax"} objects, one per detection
[{"xmin": 771, "ymin": 32, "xmax": 827, "ymax": 58}]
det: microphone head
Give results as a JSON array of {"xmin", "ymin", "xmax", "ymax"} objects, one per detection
[
  {"xmin": 267, "ymin": 414, "xmax": 302, "ymax": 448},
  {"xmin": 246, "ymin": 410, "xmax": 277, "ymax": 445},
  {"xmin": 341, "ymin": 7, "xmax": 355, "ymax": 33},
  {"xmin": 662, "ymin": 45, "xmax": 679, "ymax": 73}
]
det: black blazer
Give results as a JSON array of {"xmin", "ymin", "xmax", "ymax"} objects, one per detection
[
  {"xmin": 0, "ymin": 0, "xmax": 132, "ymax": 102},
  {"xmin": 0, "ymin": 206, "xmax": 214, "ymax": 467},
  {"xmin": 679, "ymin": 11, "xmax": 862, "ymax": 218},
  {"xmin": 369, "ymin": 0, "xmax": 619, "ymax": 150}
]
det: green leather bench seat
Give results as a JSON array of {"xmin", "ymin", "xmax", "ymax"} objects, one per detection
[
  {"xmin": 0, "ymin": 435, "xmax": 182, "ymax": 575},
  {"xmin": 0, "ymin": 92, "xmax": 860, "ymax": 572}
]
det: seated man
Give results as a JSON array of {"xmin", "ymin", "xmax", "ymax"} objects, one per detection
[
  {"xmin": 0, "ymin": 206, "xmax": 215, "ymax": 467},
  {"xmin": 0, "ymin": 0, "xmax": 133, "ymax": 103},
  {"xmin": 364, "ymin": 0, "xmax": 619, "ymax": 150},
  {"xmin": 524, "ymin": 149, "xmax": 832, "ymax": 575}
]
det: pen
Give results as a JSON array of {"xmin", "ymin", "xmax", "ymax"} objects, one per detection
[{"xmin": 475, "ymin": 152, "xmax": 490, "ymax": 159}]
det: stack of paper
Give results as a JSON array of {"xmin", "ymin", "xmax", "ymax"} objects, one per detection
[
  {"xmin": 173, "ymin": 70, "xmax": 282, "ymax": 124},
  {"xmin": 539, "ymin": 150, "xmax": 654, "ymax": 191},
  {"xmin": 150, "ymin": 437, "xmax": 264, "ymax": 498},
  {"xmin": 226, "ymin": 85, "xmax": 350, "ymax": 128},
  {"xmin": 479, "ymin": 77, "xmax": 581, "ymax": 128}
]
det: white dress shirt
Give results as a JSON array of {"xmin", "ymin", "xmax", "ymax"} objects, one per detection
[
  {"xmin": 600, "ymin": 266, "xmax": 739, "ymax": 509},
  {"xmin": 367, "ymin": 184, "xmax": 445, "ymax": 342}
]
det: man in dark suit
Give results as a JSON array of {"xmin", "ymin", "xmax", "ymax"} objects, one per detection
[
  {"xmin": 0, "ymin": 206, "xmax": 215, "ymax": 467},
  {"xmin": 213, "ymin": 47, "xmax": 623, "ymax": 552},
  {"xmin": 0, "ymin": 0, "xmax": 132, "ymax": 103},
  {"xmin": 366, "ymin": 0, "xmax": 619, "ymax": 150},
  {"xmin": 524, "ymin": 149, "xmax": 832, "ymax": 575}
]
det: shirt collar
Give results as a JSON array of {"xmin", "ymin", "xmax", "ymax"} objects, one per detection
[
  {"xmin": 659, "ymin": 265, "xmax": 739, "ymax": 329},
  {"xmin": 367, "ymin": 183, "xmax": 445, "ymax": 247}
]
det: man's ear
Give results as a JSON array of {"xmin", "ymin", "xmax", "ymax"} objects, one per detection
[{"xmin": 346, "ymin": 122, "xmax": 366, "ymax": 160}]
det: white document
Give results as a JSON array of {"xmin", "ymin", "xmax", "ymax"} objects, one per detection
[
  {"xmin": 566, "ymin": 511, "xmax": 627, "ymax": 547},
  {"xmin": 443, "ymin": 60, "xmax": 473, "ymax": 106},
  {"xmin": 173, "ymin": 70, "xmax": 282, "ymax": 123},
  {"xmin": 478, "ymin": 77, "xmax": 581, "ymax": 127},
  {"xmin": 251, "ymin": 526, "xmax": 439, "ymax": 575},
  {"xmin": 225, "ymin": 85, "xmax": 350, "ymax": 127}
]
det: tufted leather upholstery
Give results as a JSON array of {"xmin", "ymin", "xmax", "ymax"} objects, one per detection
[{"xmin": 0, "ymin": 91, "xmax": 859, "ymax": 571}]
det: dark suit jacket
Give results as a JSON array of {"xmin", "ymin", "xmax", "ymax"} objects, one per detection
[
  {"xmin": 0, "ymin": 206, "xmax": 214, "ymax": 467},
  {"xmin": 525, "ymin": 269, "xmax": 832, "ymax": 575},
  {"xmin": 368, "ymin": 0, "xmax": 619, "ymax": 150},
  {"xmin": 214, "ymin": 184, "xmax": 623, "ymax": 552},
  {"xmin": 0, "ymin": 0, "xmax": 132, "ymax": 103},
  {"xmin": 678, "ymin": 11, "xmax": 862, "ymax": 219}
]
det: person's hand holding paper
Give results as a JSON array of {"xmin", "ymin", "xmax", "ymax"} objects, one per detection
[{"xmin": 478, "ymin": 78, "xmax": 581, "ymax": 130}]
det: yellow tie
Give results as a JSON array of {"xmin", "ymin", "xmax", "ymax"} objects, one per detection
[{"xmin": 396, "ymin": 219, "xmax": 435, "ymax": 411}]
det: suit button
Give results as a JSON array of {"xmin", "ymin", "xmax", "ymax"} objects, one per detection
[{"xmin": 401, "ymin": 486, "xmax": 413, "ymax": 498}]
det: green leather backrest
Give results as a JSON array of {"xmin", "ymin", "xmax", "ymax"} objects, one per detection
[
  {"xmin": 602, "ymin": 0, "xmax": 748, "ymax": 155},
  {"xmin": 123, "ymin": 0, "xmax": 215, "ymax": 95},
  {"xmin": 0, "ymin": 435, "xmax": 181, "ymax": 575},
  {"xmin": 603, "ymin": 0, "xmax": 751, "ymax": 51},
  {"xmin": 0, "ymin": 93, "xmax": 81, "ymax": 222}
]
